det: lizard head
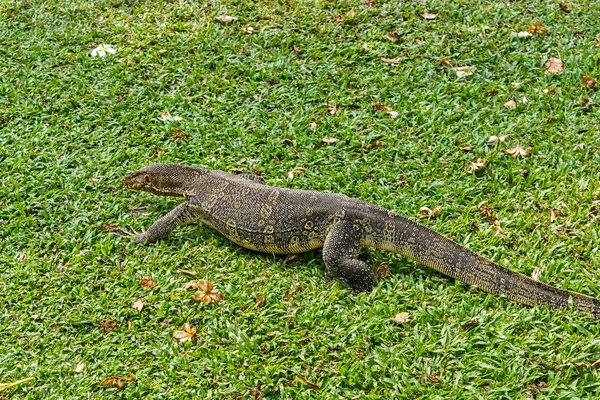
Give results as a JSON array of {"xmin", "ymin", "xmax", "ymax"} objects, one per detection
[{"xmin": 123, "ymin": 163, "xmax": 207, "ymax": 197}]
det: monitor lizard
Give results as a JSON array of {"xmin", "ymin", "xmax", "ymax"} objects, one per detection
[{"xmin": 121, "ymin": 163, "xmax": 600, "ymax": 318}]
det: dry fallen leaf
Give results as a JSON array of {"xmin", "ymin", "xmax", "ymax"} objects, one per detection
[
  {"xmin": 256, "ymin": 295, "xmax": 266, "ymax": 307},
  {"xmin": 287, "ymin": 167, "xmax": 306, "ymax": 181},
  {"xmin": 492, "ymin": 220, "xmax": 505, "ymax": 237},
  {"xmin": 172, "ymin": 128, "xmax": 187, "ymax": 140},
  {"xmin": 551, "ymin": 210, "xmax": 560, "ymax": 222},
  {"xmin": 372, "ymin": 102, "xmax": 385, "ymax": 110},
  {"xmin": 216, "ymin": 15, "xmax": 238, "ymax": 23},
  {"xmin": 242, "ymin": 25, "xmax": 254, "ymax": 34},
  {"xmin": 528, "ymin": 20, "xmax": 548, "ymax": 35},
  {"xmin": 582, "ymin": 76, "xmax": 597, "ymax": 89},
  {"xmin": 521, "ymin": 96, "xmax": 530, "ymax": 105},
  {"xmin": 531, "ymin": 267, "xmax": 542, "ymax": 282},
  {"xmin": 173, "ymin": 322, "xmax": 197, "ymax": 343},
  {"xmin": 394, "ymin": 312, "xmax": 411, "ymax": 324},
  {"xmin": 376, "ymin": 264, "xmax": 391, "ymax": 279},
  {"xmin": 559, "ymin": 2, "xmax": 571, "ymax": 13},
  {"xmin": 99, "ymin": 376, "xmax": 134, "ymax": 389},
  {"xmin": 591, "ymin": 358, "xmax": 600, "ymax": 369},
  {"xmin": 460, "ymin": 145, "xmax": 475, "ymax": 152},
  {"xmin": 178, "ymin": 269, "xmax": 197, "ymax": 276},
  {"xmin": 516, "ymin": 31, "xmax": 532, "ymax": 38},
  {"xmin": 385, "ymin": 33, "xmax": 400, "ymax": 42},
  {"xmin": 0, "ymin": 377, "xmax": 35, "ymax": 391},
  {"xmin": 420, "ymin": 12, "xmax": 437, "ymax": 20},
  {"xmin": 160, "ymin": 111, "xmax": 183, "ymax": 121},
  {"xmin": 545, "ymin": 57, "xmax": 563, "ymax": 74},
  {"xmin": 468, "ymin": 158, "xmax": 486, "ymax": 173},
  {"xmin": 417, "ymin": 206, "xmax": 441, "ymax": 219},
  {"xmin": 308, "ymin": 121, "xmax": 317, "ymax": 128},
  {"xmin": 327, "ymin": 102, "xmax": 342, "ymax": 114},
  {"xmin": 381, "ymin": 57, "xmax": 400, "ymax": 64},
  {"xmin": 460, "ymin": 318, "xmax": 479, "ymax": 329},
  {"xmin": 132, "ymin": 299, "xmax": 144, "ymax": 312},
  {"xmin": 346, "ymin": 9, "xmax": 355, "ymax": 18},
  {"xmin": 296, "ymin": 375, "xmax": 320, "ymax": 390},
  {"xmin": 439, "ymin": 58, "xmax": 452, "ymax": 66},
  {"xmin": 322, "ymin": 137, "xmax": 339, "ymax": 143},
  {"xmin": 455, "ymin": 66, "xmax": 476, "ymax": 78},
  {"xmin": 385, "ymin": 107, "xmax": 399, "ymax": 118},
  {"xmin": 139, "ymin": 278, "xmax": 156, "ymax": 289},
  {"xmin": 488, "ymin": 135, "xmax": 506, "ymax": 144},
  {"xmin": 504, "ymin": 143, "xmax": 532, "ymax": 157},
  {"xmin": 74, "ymin": 363, "xmax": 85, "ymax": 374},
  {"xmin": 504, "ymin": 99, "xmax": 516, "ymax": 109},
  {"xmin": 189, "ymin": 280, "xmax": 223, "ymax": 304}
]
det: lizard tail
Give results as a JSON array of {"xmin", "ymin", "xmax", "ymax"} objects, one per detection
[{"xmin": 389, "ymin": 216, "xmax": 600, "ymax": 318}]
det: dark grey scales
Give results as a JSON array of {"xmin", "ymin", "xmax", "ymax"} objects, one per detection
[{"xmin": 121, "ymin": 163, "xmax": 600, "ymax": 318}]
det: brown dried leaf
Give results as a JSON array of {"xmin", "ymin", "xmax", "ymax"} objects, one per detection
[
  {"xmin": 292, "ymin": 45, "xmax": 301, "ymax": 53},
  {"xmin": 376, "ymin": 264, "xmax": 391, "ymax": 279},
  {"xmin": 545, "ymin": 57, "xmax": 563, "ymax": 74},
  {"xmin": 528, "ymin": 20, "xmax": 548, "ymax": 35},
  {"xmin": 139, "ymin": 278, "xmax": 156, "ymax": 289},
  {"xmin": 287, "ymin": 167, "xmax": 306, "ymax": 181},
  {"xmin": 559, "ymin": 2, "xmax": 571, "ymax": 13},
  {"xmin": 160, "ymin": 111, "xmax": 183, "ymax": 121},
  {"xmin": 172, "ymin": 322, "xmax": 197, "ymax": 343},
  {"xmin": 285, "ymin": 253, "xmax": 301, "ymax": 263},
  {"xmin": 216, "ymin": 15, "xmax": 238, "ymax": 23},
  {"xmin": 460, "ymin": 145, "xmax": 475, "ymax": 152},
  {"xmin": 455, "ymin": 66, "xmax": 476, "ymax": 77},
  {"xmin": 172, "ymin": 128, "xmax": 187, "ymax": 140},
  {"xmin": 488, "ymin": 135, "xmax": 506, "ymax": 143},
  {"xmin": 582, "ymin": 76, "xmax": 597, "ymax": 89},
  {"xmin": 439, "ymin": 58, "xmax": 452, "ymax": 66},
  {"xmin": 178, "ymin": 269, "xmax": 197, "ymax": 276},
  {"xmin": 504, "ymin": 143, "xmax": 531, "ymax": 157},
  {"xmin": 365, "ymin": 140, "xmax": 382, "ymax": 150},
  {"xmin": 468, "ymin": 158, "xmax": 486, "ymax": 173},
  {"xmin": 346, "ymin": 9, "xmax": 355, "ymax": 18},
  {"xmin": 504, "ymin": 99, "xmax": 516, "ymax": 109},
  {"xmin": 296, "ymin": 375, "xmax": 320, "ymax": 390},
  {"xmin": 531, "ymin": 267, "xmax": 542, "ymax": 282},
  {"xmin": 591, "ymin": 358, "xmax": 600, "ymax": 369},
  {"xmin": 322, "ymin": 137, "xmax": 339, "ymax": 143},
  {"xmin": 385, "ymin": 107, "xmax": 399, "ymax": 118},
  {"xmin": 372, "ymin": 102, "xmax": 385, "ymax": 110},
  {"xmin": 256, "ymin": 295, "xmax": 266, "ymax": 307},
  {"xmin": 96, "ymin": 319, "xmax": 118, "ymax": 333},
  {"xmin": 99, "ymin": 376, "xmax": 134, "ymax": 389},
  {"xmin": 492, "ymin": 220, "xmax": 505, "ymax": 237},
  {"xmin": 381, "ymin": 57, "xmax": 400, "ymax": 64},
  {"xmin": 385, "ymin": 33, "xmax": 400, "ymax": 42},
  {"xmin": 192, "ymin": 280, "xmax": 223, "ymax": 304},
  {"xmin": 132, "ymin": 299, "xmax": 144, "ymax": 312},
  {"xmin": 551, "ymin": 210, "xmax": 560, "ymax": 222},
  {"xmin": 420, "ymin": 12, "xmax": 438, "ymax": 20},
  {"xmin": 102, "ymin": 223, "xmax": 118, "ymax": 231},
  {"xmin": 308, "ymin": 121, "xmax": 317, "ymax": 128},
  {"xmin": 149, "ymin": 146, "xmax": 165, "ymax": 160},
  {"xmin": 460, "ymin": 318, "xmax": 479, "ymax": 329},
  {"xmin": 242, "ymin": 25, "xmax": 254, "ymax": 34},
  {"xmin": 417, "ymin": 206, "xmax": 441, "ymax": 219},
  {"xmin": 327, "ymin": 102, "xmax": 342, "ymax": 114}
]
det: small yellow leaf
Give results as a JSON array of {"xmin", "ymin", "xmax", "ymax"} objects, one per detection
[
  {"xmin": 385, "ymin": 33, "xmax": 400, "ymax": 42},
  {"xmin": 551, "ymin": 210, "xmax": 560, "ymax": 222},
  {"xmin": 545, "ymin": 57, "xmax": 563, "ymax": 74},
  {"xmin": 488, "ymin": 135, "xmax": 506, "ymax": 143},
  {"xmin": 381, "ymin": 57, "xmax": 400, "ymax": 64},
  {"xmin": 528, "ymin": 20, "xmax": 548, "ymax": 35},
  {"xmin": 287, "ymin": 167, "xmax": 306, "ymax": 181},
  {"xmin": 191, "ymin": 280, "xmax": 223, "ymax": 304},
  {"xmin": 531, "ymin": 267, "xmax": 542, "ymax": 282},
  {"xmin": 216, "ymin": 15, "xmax": 238, "ymax": 23},
  {"xmin": 242, "ymin": 25, "xmax": 254, "ymax": 34},
  {"xmin": 322, "ymin": 137, "xmax": 339, "ymax": 143},
  {"xmin": 99, "ymin": 376, "xmax": 134, "ymax": 389},
  {"xmin": 417, "ymin": 206, "xmax": 441, "ymax": 219},
  {"xmin": 74, "ymin": 363, "xmax": 85, "ymax": 374},
  {"xmin": 504, "ymin": 99, "xmax": 516, "ymax": 109}
]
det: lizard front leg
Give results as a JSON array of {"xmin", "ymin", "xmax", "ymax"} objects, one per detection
[
  {"xmin": 133, "ymin": 202, "xmax": 199, "ymax": 244},
  {"xmin": 322, "ymin": 220, "xmax": 375, "ymax": 293}
]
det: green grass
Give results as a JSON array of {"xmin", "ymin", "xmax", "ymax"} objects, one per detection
[{"xmin": 2, "ymin": 0, "xmax": 600, "ymax": 398}]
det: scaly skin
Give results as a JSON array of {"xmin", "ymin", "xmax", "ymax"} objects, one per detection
[{"xmin": 122, "ymin": 163, "xmax": 600, "ymax": 318}]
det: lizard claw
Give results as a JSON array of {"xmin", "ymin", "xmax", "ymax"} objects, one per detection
[{"xmin": 113, "ymin": 225, "xmax": 142, "ymax": 240}]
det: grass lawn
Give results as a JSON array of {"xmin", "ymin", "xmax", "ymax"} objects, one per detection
[{"xmin": 2, "ymin": 0, "xmax": 600, "ymax": 398}]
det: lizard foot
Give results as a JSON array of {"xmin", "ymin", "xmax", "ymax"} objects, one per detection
[{"xmin": 113, "ymin": 225, "xmax": 146, "ymax": 244}]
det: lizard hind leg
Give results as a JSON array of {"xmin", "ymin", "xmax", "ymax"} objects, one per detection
[{"xmin": 322, "ymin": 220, "xmax": 375, "ymax": 293}]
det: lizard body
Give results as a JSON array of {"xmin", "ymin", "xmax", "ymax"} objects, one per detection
[{"xmin": 122, "ymin": 163, "xmax": 600, "ymax": 318}]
